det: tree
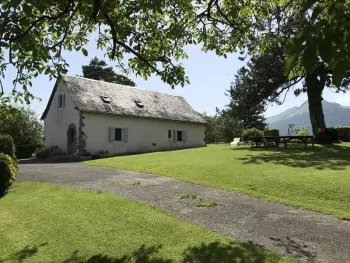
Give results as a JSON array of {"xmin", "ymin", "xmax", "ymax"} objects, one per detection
[
  {"xmin": 0, "ymin": 106, "xmax": 43, "ymax": 147},
  {"xmin": 200, "ymin": 113, "xmax": 222, "ymax": 144},
  {"xmin": 200, "ymin": 110, "xmax": 241, "ymax": 144},
  {"xmin": 221, "ymin": 9, "xmax": 350, "ymax": 137},
  {"xmin": 1, "ymin": 0, "xmax": 349, "ymax": 107},
  {"xmin": 225, "ymin": 67, "xmax": 267, "ymax": 130},
  {"xmin": 82, "ymin": 57, "xmax": 136, "ymax": 86}
]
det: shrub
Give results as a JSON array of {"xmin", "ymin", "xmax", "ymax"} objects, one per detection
[
  {"xmin": 264, "ymin": 129, "xmax": 279, "ymax": 137},
  {"xmin": 326, "ymin": 128, "xmax": 339, "ymax": 141},
  {"xmin": 242, "ymin": 128, "xmax": 264, "ymax": 138},
  {"xmin": 79, "ymin": 151, "xmax": 91, "ymax": 157},
  {"xmin": 16, "ymin": 144, "xmax": 43, "ymax": 159},
  {"xmin": 0, "ymin": 153, "xmax": 17, "ymax": 196},
  {"xmin": 331, "ymin": 126, "xmax": 350, "ymax": 142},
  {"xmin": 50, "ymin": 148, "xmax": 66, "ymax": 157},
  {"xmin": 35, "ymin": 148, "xmax": 50, "ymax": 158},
  {"xmin": 0, "ymin": 135, "xmax": 15, "ymax": 157},
  {"xmin": 296, "ymin": 128, "xmax": 309, "ymax": 136},
  {"xmin": 35, "ymin": 146, "xmax": 65, "ymax": 158}
]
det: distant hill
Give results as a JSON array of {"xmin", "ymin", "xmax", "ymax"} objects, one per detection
[{"xmin": 267, "ymin": 101, "xmax": 350, "ymax": 135}]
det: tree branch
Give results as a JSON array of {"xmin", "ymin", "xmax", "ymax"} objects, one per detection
[
  {"xmin": 9, "ymin": 0, "xmax": 75, "ymax": 42},
  {"xmin": 102, "ymin": 11, "xmax": 161, "ymax": 75}
]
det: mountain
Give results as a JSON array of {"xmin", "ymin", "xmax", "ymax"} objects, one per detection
[{"xmin": 267, "ymin": 101, "xmax": 350, "ymax": 135}]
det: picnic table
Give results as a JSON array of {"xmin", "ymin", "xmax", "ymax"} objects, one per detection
[{"xmin": 250, "ymin": 136, "xmax": 315, "ymax": 148}]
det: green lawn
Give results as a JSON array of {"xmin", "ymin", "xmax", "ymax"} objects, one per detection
[
  {"xmin": 86, "ymin": 143, "xmax": 350, "ymax": 219},
  {"xmin": 0, "ymin": 182, "xmax": 292, "ymax": 263}
]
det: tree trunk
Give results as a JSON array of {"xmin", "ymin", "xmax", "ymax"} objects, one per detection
[{"xmin": 305, "ymin": 74, "xmax": 326, "ymax": 137}]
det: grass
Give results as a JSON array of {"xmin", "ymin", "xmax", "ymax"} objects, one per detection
[
  {"xmin": 103, "ymin": 179, "xmax": 125, "ymax": 185},
  {"xmin": 86, "ymin": 143, "xmax": 350, "ymax": 219},
  {"xmin": 179, "ymin": 194, "xmax": 217, "ymax": 208},
  {"xmin": 197, "ymin": 201, "xmax": 217, "ymax": 208},
  {"xmin": 132, "ymin": 181, "xmax": 141, "ymax": 187},
  {"xmin": 0, "ymin": 182, "xmax": 293, "ymax": 263}
]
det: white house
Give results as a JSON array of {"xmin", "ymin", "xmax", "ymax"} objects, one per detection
[{"xmin": 41, "ymin": 75, "xmax": 206, "ymax": 156}]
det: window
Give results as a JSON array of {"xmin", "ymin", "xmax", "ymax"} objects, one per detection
[
  {"xmin": 168, "ymin": 130, "xmax": 172, "ymax": 139},
  {"xmin": 115, "ymin": 128, "xmax": 122, "ymax": 141},
  {"xmin": 134, "ymin": 99, "xmax": 144, "ymax": 108},
  {"xmin": 101, "ymin": 95, "xmax": 111, "ymax": 103},
  {"xmin": 58, "ymin": 94, "xmax": 64, "ymax": 108},
  {"xmin": 177, "ymin": 131, "xmax": 183, "ymax": 142},
  {"xmin": 109, "ymin": 127, "xmax": 128, "ymax": 142}
]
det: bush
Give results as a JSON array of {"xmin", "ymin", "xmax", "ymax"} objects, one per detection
[
  {"xmin": 0, "ymin": 153, "xmax": 17, "ymax": 196},
  {"xmin": 35, "ymin": 146, "xmax": 65, "ymax": 158},
  {"xmin": 331, "ymin": 126, "xmax": 350, "ymax": 141},
  {"xmin": 242, "ymin": 128, "xmax": 264, "ymax": 139},
  {"xmin": 16, "ymin": 144, "xmax": 43, "ymax": 159},
  {"xmin": 79, "ymin": 151, "xmax": 91, "ymax": 157},
  {"xmin": 264, "ymin": 129, "xmax": 279, "ymax": 137},
  {"xmin": 35, "ymin": 148, "xmax": 50, "ymax": 158},
  {"xmin": 326, "ymin": 128, "xmax": 339, "ymax": 141},
  {"xmin": 0, "ymin": 135, "xmax": 15, "ymax": 157},
  {"xmin": 296, "ymin": 128, "xmax": 309, "ymax": 136}
]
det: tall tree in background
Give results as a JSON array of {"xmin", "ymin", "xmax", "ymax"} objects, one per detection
[
  {"xmin": 225, "ymin": 67, "xmax": 267, "ymax": 130},
  {"xmin": 82, "ymin": 57, "xmax": 136, "ymax": 86}
]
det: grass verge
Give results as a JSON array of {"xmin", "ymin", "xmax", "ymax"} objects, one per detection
[{"xmin": 0, "ymin": 182, "xmax": 293, "ymax": 262}]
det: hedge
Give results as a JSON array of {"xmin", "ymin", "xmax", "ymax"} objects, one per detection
[
  {"xmin": 0, "ymin": 135, "xmax": 15, "ymax": 157},
  {"xmin": 296, "ymin": 128, "xmax": 309, "ymax": 136},
  {"xmin": 264, "ymin": 129, "xmax": 280, "ymax": 137},
  {"xmin": 0, "ymin": 153, "xmax": 17, "ymax": 196},
  {"xmin": 242, "ymin": 128, "xmax": 264, "ymax": 139},
  {"xmin": 330, "ymin": 127, "xmax": 350, "ymax": 142},
  {"xmin": 16, "ymin": 144, "xmax": 43, "ymax": 159}
]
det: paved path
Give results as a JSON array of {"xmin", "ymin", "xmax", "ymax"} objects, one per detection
[{"xmin": 18, "ymin": 163, "xmax": 350, "ymax": 263}]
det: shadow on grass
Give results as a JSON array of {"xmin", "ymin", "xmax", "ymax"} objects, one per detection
[
  {"xmin": 233, "ymin": 144, "xmax": 350, "ymax": 170},
  {"xmin": 0, "ymin": 243, "xmax": 48, "ymax": 262},
  {"xmin": 1, "ymin": 242, "xmax": 278, "ymax": 263}
]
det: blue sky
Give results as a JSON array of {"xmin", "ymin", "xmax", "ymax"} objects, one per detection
[{"xmin": 3, "ymin": 38, "xmax": 350, "ymax": 119}]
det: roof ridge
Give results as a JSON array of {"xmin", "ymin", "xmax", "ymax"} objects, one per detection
[{"xmin": 62, "ymin": 74, "xmax": 185, "ymax": 99}]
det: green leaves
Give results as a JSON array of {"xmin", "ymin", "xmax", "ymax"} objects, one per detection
[
  {"xmin": 0, "ymin": 42, "xmax": 9, "ymax": 48},
  {"xmin": 284, "ymin": 54, "xmax": 299, "ymax": 76},
  {"xmin": 302, "ymin": 43, "xmax": 317, "ymax": 73},
  {"xmin": 332, "ymin": 59, "xmax": 348, "ymax": 87},
  {"xmin": 319, "ymin": 38, "xmax": 332, "ymax": 64},
  {"xmin": 82, "ymin": 48, "xmax": 88, "ymax": 57}
]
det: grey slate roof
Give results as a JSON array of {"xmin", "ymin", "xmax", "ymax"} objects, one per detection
[{"xmin": 42, "ymin": 75, "xmax": 206, "ymax": 124}]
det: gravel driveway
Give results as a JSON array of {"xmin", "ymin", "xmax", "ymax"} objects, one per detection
[{"xmin": 18, "ymin": 163, "xmax": 350, "ymax": 263}]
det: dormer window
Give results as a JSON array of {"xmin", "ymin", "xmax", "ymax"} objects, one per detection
[
  {"xmin": 135, "ymin": 99, "xmax": 144, "ymax": 108},
  {"xmin": 101, "ymin": 95, "xmax": 111, "ymax": 103}
]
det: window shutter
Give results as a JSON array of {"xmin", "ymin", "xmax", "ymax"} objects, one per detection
[
  {"xmin": 62, "ymin": 94, "xmax": 65, "ymax": 108},
  {"xmin": 183, "ymin": 130, "xmax": 187, "ymax": 143},
  {"xmin": 173, "ymin": 130, "xmax": 176, "ymax": 142},
  {"xmin": 123, "ymin": 128, "xmax": 129, "ymax": 142},
  {"xmin": 109, "ymin": 127, "xmax": 114, "ymax": 142}
]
